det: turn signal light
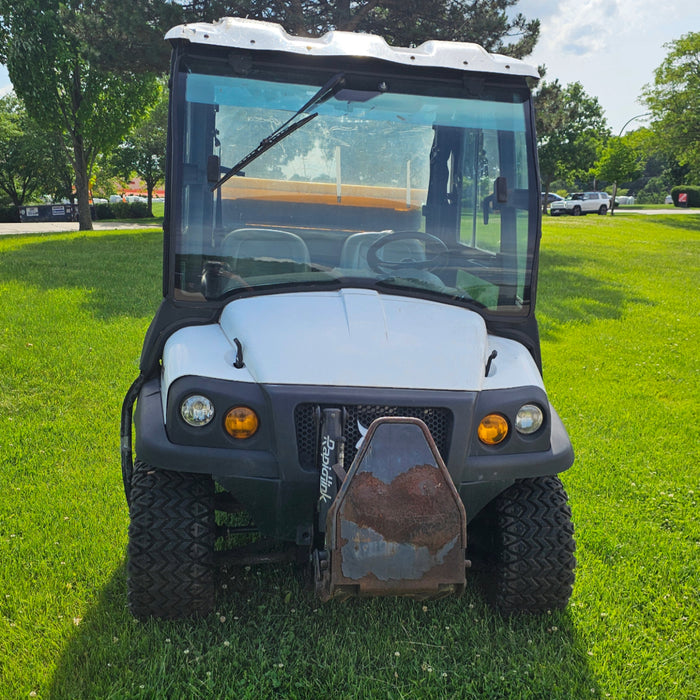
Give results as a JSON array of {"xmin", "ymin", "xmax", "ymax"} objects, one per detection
[
  {"xmin": 478, "ymin": 413, "xmax": 509, "ymax": 445},
  {"xmin": 224, "ymin": 406, "xmax": 259, "ymax": 439}
]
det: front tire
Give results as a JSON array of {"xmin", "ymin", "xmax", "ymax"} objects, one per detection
[
  {"xmin": 598, "ymin": 205, "xmax": 607, "ymax": 215},
  {"xmin": 470, "ymin": 476, "xmax": 576, "ymax": 614},
  {"xmin": 127, "ymin": 462, "xmax": 216, "ymax": 620},
  {"xmin": 572, "ymin": 205, "xmax": 582, "ymax": 216}
]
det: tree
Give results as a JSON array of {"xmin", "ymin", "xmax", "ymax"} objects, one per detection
[
  {"xmin": 110, "ymin": 87, "xmax": 168, "ymax": 216},
  {"xmin": 182, "ymin": 0, "xmax": 540, "ymax": 58},
  {"xmin": 0, "ymin": 1, "xmax": 176, "ymax": 230},
  {"xmin": 534, "ymin": 80, "xmax": 608, "ymax": 213},
  {"xmin": 0, "ymin": 94, "xmax": 59, "ymax": 206},
  {"xmin": 642, "ymin": 32, "xmax": 700, "ymax": 183},
  {"xmin": 593, "ymin": 136, "xmax": 643, "ymax": 215}
]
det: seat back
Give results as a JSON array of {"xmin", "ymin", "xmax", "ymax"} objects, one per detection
[
  {"xmin": 222, "ymin": 228, "xmax": 310, "ymax": 274},
  {"xmin": 339, "ymin": 232, "xmax": 425, "ymax": 271}
]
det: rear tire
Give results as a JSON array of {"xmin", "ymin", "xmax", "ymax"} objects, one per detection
[
  {"xmin": 470, "ymin": 476, "xmax": 576, "ymax": 614},
  {"xmin": 127, "ymin": 462, "xmax": 215, "ymax": 620},
  {"xmin": 598, "ymin": 205, "xmax": 607, "ymax": 215}
]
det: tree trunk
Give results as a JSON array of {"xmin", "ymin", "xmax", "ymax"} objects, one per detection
[
  {"xmin": 72, "ymin": 134, "xmax": 93, "ymax": 231},
  {"xmin": 146, "ymin": 183, "xmax": 154, "ymax": 218},
  {"xmin": 542, "ymin": 179, "xmax": 551, "ymax": 216},
  {"xmin": 610, "ymin": 182, "xmax": 618, "ymax": 216}
]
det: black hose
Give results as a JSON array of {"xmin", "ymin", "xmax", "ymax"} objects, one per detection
[{"xmin": 120, "ymin": 373, "xmax": 146, "ymax": 505}]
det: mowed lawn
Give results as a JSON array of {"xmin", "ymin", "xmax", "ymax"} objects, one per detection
[{"xmin": 0, "ymin": 214, "xmax": 698, "ymax": 699}]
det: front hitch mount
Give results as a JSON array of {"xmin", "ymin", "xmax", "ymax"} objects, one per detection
[{"xmin": 315, "ymin": 417, "xmax": 467, "ymax": 600}]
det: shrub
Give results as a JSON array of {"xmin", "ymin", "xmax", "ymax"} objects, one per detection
[
  {"xmin": 94, "ymin": 203, "xmax": 115, "ymax": 220},
  {"xmin": 109, "ymin": 201, "xmax": 151, "ymax": 219},
  {"xmin": 128, "ymin": 201, "xmax": 150, "ymax": 218},
  {"xmin": 670, "ymin": 185, "xmax": 700, "ymax": 207},
  {"xmin": 636, "ymin": 176, "xmax": 669, "ymax": 204}
]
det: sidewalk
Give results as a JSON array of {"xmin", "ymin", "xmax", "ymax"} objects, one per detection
[
  {"xmin": 0, "ymin": 221, "xmax": 161, "ymax": 236},
  {"xmin": 614, "ymin": 208, "xmax": 698, "ymax": 215}
]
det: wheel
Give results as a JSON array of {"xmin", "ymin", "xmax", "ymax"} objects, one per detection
[
  {"xmin": 127, "ymin": 462, "xmax": 215, "ymax": 619},
  {"xmin": 469, "ymin": 476, "xmax": 576, "ymax": 614},
  {"xmin": 598, "ymin": 205, "xmax": 607, "ymax": 215},
  {"xmin": 572, "ymin": 206, "xmax": 582, "ymax": 216},
  {"xmin": 366, "ymin": 231, "xmax": 448, "ymax": 273}
]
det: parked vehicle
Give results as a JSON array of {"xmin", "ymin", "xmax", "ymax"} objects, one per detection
[
  {"xmin": 121, "ymin": 17, "xmax": 576, "ymax": 619},
  {"xmin": 541, "ymin": 192, "xmax": 564, "ymax": 206},
  {"xmin": 550, "ymin": 191, "xmax": 610, "ymax": 216}
]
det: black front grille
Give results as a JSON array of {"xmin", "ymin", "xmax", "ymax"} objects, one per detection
[{"xmin": 294, "ymin": 403, "xmax": 452, "ymax": 471}]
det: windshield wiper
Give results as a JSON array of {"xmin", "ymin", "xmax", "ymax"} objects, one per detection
[{"xmin": 210, "ymin": 72, "xmax": 346, "ymax": 192}]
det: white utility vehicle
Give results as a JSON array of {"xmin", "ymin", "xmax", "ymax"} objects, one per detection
[{"xmin": 121, "ymin": 17, "xmax": 576, "ymax": 619}]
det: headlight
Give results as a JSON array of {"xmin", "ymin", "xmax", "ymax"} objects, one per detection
[
  {"xmin": 180, "ymin": 394, "xmax": 215, "ymax": 427},
  {"xmin": 224, "ymin": 406, "xmax": 259, "ymax": 439},
  {"xmin": 515, "ymin": 403, "xmax": 544, "ymax": 434},
  {"xmin": 477, "ymin": 413, "xmax": 509, "ymax": 445}
]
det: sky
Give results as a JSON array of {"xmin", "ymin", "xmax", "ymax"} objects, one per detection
[
  {"xmin": 1, "ymin": 0, "xmax": 698, "ymax": 135},
  {"xmin": 515, "ymin": 0, "xmax": 700, "ymax": 134}
]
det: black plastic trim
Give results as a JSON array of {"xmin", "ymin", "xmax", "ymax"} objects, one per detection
[
  {"xmin": 470, "ymin": 385, "xmax": 552, "ymax": 456},
  {"xmin": 134, "ymin": 378, "xmax": 278, "ymax": 479}
]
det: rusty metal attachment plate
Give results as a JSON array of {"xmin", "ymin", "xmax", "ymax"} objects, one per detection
[{"xmin": 323, "ymin": 417, "xmax": 466, "ymax": 599}]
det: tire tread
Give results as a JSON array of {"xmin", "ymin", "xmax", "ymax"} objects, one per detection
[{"xmin": 127, "ymin": 462, "xmax": 215, "ymax": 620}]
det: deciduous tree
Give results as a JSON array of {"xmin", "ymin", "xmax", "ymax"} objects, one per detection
[
  {"xmin": 642, "ymin": 32, "xmax": 700, "ymax": 183},
  {"xmin": 594, "ymin": 136, "xmax": 643, "ymax": 215},
  {"xmin": 110, "ymin": 88, "xmax": 168, "ymax": 216},
  {"xmin": 0, "ymin": 1, "xmax": 176, "ymax": 230},
  {"xmin": 535, "ymin": 80, "xmax": 608, "ymax": 213},
  {"xmin": 182, "ymin": 0, "xmax": 540, "ymax": 58},
  {"xmin": 0, "ymin": 95, "xmax": 59, "ymax": 206}
]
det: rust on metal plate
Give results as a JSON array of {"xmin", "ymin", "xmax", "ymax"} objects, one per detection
[{"xmin": 325, "ymin": 417, "xmax": 466, "ymax": 598}]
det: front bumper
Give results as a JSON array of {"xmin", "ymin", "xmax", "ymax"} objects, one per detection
[{"xmin": 133, "ymin": 376, "xmax": 574, "ymax": 538}]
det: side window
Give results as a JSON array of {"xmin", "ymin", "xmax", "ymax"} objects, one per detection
[
  {"xmin": 459, "ymin": 129, "xmax": 501, "ymax": 254},
  {"xmin": 455, "ymin": 128, "xmax": 531, "ymax": 309}
]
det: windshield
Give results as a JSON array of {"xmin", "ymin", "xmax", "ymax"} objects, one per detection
[{"xmin": 170, "ymin": 61, "xmax": 538, "ymax": 315}]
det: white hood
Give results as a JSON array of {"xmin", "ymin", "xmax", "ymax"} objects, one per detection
[
  {"xmin": 161, "ymin": 289, "xmax": 544, "ymax": 405},
  {"xmin": 217, "ymin": 289, "xmax": 488, "ymax": 390}
]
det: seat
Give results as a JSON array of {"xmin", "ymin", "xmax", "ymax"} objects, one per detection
[
  {"xmin": 222, "ymin": 228, "xmax": 310, "ymax": 274},
  {"xmin": 339, "ymin": 231, "xmax": 425, "ymax": 271}
]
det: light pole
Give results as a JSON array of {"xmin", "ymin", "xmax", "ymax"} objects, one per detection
[
  {"xmin": 609, "ymin": 113, "xmax": 651, "ymax": 214},
  {"xmin": 618, "ymin": 113, "xmax": 651, "ymax": 138}
]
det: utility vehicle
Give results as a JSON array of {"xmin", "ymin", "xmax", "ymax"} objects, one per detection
[{"xmin": 121, "ymin": 17, "xmax": 576, "ymax": 619}]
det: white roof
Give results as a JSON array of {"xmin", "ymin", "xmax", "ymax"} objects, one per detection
[{"xmin": 165, "ymin": 17, "xmax": 538, "ymax": 79}]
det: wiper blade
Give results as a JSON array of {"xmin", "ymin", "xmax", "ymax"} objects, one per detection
[
  {"xmin": 210, "ymin": 113, "xmax": 317, "ymax": 191},
  {"xmin": 211, "ymin": 72, "xmax": 345, "ymax": 192}
]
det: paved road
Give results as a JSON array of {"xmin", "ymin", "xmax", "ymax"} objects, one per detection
[{"xmin": 0, "ymin": 221, "xmax": 161, "ymax": 235}]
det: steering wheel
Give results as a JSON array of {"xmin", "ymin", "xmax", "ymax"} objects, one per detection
[{"xmin": 366, "ymin": 231, "xmax": 449, "ymax": 273}]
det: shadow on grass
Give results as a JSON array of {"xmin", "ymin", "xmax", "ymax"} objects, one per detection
[
  {"xmin": 0, "ymin": 231, "xmax": 162, "ymax": 320},
  {"xmin": 644, "ymin": 214, "xmax": 700, "ymax": 232},
  {"xmin": 537, "ymin": 249, "xmax": 652, "ymax": 342},
  {"xmin": 48, "ymin": 562, "xmax": 600, "ymax": 699}
]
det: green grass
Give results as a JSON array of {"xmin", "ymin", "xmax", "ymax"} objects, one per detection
[{"xmin": 1, "ymin": 216, "xmax": 699, "ymax": 699}]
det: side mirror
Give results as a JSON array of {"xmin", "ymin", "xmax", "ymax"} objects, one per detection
[
  {"xmin": 207, "ymin": 155, "xmax": 220, "ymax": 184},
  {"xmin": 495, "ymin": 176, "xmax": 508, "ymax": 203}
]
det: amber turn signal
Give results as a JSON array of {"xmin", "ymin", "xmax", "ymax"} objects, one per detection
[
  {"xmin": 478, "ymin": 413, "xmax": 509, "ymax": 445},
  {"xmin": 224, "ymin": 406, "xmax": 259, "ymax": 439}
]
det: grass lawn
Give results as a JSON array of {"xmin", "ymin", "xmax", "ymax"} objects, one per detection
[{"xmin": 0, "ymin": 215, "xmax": 698, "ymax": 699}]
